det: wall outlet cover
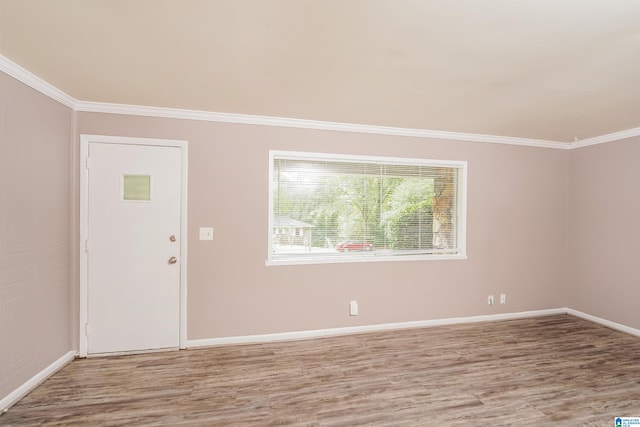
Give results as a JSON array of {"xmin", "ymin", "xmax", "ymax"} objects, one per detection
[{"xmin": 349, "ymin": 300, "xmax": 358, "ymax": 316}]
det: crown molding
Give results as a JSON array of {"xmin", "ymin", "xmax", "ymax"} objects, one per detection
[
  {"xmin": 2, "ymin": 54, "xmax": 637, "ymax": 150},
  {"xmin": 0, "ymin": 55, "xmax": 76, "ymax": 109},
  {"xmin": 570, "ymin": 127, "xmax": 640, "ymax": 149},
  {"xmin": 75, "ymin": 100, "xmax": 569, "ymax": 149}
]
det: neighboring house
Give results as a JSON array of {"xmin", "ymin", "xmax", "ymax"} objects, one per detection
[{"xmin": 273, "ymin": 216, "xmax": 314, "ymax": 246}]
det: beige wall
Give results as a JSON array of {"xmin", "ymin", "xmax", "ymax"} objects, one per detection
[
  {"xmin": 3, "ymin": 64, "xmax": 638, "ymax": 406},
  {"xmin": 568, "ymin": 137, "xmax": 640, "ymax": 330},
  {"xmin": 0, "ymin": 72, "xmax": 73, "ymax": 401},
  {"xmin": 77, "ymin": 112, "xmax": 569, "ymax": 340}
]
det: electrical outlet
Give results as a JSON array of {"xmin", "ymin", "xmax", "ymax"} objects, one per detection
[
  {"xmin": 349, "ymin": 300, "xmax": 358, "ymax": 316},
  {"xmin": 500, "ymin": 293, "xmax": 507, "ymax": 304},
  {"xmin": 488, "ymin": 295, "xmax": 494, "ymax": 306}
]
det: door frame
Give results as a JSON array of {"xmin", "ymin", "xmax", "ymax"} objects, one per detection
[{"xmin": 79, "ymin": 134, "xmax": 188, "ymax": 357}]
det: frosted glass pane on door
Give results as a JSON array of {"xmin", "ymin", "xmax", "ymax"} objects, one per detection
[{"xmin": 123, "ymin": 175, "xmax": 151, "ymax": 201}]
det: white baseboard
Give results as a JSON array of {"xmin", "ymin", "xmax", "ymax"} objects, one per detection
[
  {"xmin": 187, "ymin": 308, "xmax": 567, "ymax": 348},
  {"xmin": 2, "ymin": 309, "xmax": 637, "ymax": 412},
  {"xmin": 567, "ymin": 308, "xmax": 640, "ymax": 338},
  {"xmin": 0, "ymin": 350, "xmax": 76, "ymax": 412}
]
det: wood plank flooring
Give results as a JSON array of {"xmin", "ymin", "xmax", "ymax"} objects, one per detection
[{"xmin": 2, "ymin": 314, "xmax": 640, "ymax": 426}]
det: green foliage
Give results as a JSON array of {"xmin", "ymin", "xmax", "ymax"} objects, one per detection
[
  {"xmin": 382, "ymin": 179, "xmax": 434, "ymax": 250},
  {"xmin": 273, "ymin": 172, "xmax": 435, "ymax": 250}
]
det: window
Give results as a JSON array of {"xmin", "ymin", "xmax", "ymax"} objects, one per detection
[
  {"xmin": 268, "ymin": 151, "xmax": 467, "ymax": 265},
  {"xmin": 122, "ymin": 174, "xmax": 151, "ymax": 201}
]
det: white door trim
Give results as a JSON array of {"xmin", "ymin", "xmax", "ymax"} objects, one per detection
[{"xmin": 79, "ymin": 134, "xmax": 188, "ymax": 357}]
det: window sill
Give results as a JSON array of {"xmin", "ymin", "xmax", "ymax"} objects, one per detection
[{"xmin": 265, "ymin": 252, "xmax": 468, "ymax": 266}]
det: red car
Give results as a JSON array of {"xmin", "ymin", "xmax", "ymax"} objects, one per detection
[{"xmin": 336, "ymin": 240, "xmax": 374, "ymax": 252}]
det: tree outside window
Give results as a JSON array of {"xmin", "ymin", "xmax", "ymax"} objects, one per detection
[{"xmin": 269, "ymin": 151, "xmax": 466, "ymax": 264}]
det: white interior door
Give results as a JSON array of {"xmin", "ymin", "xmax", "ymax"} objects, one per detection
[{"xmin": 86, "ymin": 142, "xmax": 182, "ymax": 354}]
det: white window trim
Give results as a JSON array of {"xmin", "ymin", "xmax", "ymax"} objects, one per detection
[{"xmin": 266, "ymin": 150, "xmax": 467, "ymax": 266}]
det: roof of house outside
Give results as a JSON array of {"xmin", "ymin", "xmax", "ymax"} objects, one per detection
[{"xmin": 273, "ymin": 216, "xmax": 314, "ymax": 229}]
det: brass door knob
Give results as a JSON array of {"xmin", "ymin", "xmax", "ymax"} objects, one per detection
[{"xmin": 168, "ymin": 256, "xmax": 178, "ymax": 265}]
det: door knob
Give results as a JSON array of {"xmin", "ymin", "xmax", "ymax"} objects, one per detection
[
  {"xmin": 169, "ymin": 235, "xmax": 177, "ymax": 242},
  {"xmin": 168, "ymin": 256, "xmax": 178, "ymax": 265}
]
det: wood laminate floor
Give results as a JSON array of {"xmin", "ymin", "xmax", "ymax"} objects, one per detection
[{"xmin": 2, "ymin": 314, "xmax": 640, "ymax": 426}]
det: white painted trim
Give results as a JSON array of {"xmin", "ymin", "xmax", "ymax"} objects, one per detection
[
  {"xmin": 569, "ymin": 127, "xmax": 640, "ymax": 149},
  {"xmin": 72, "ymin": 101, "xmax": 640, "ymax": 150},
  {"xmin": 79, "ymin": 135, "xmax": 188, "ymax": 356},
  {"xmin": 3, "ymin": 309, "xmax": 635, "ymax": 411},
  {"xmin": 70, "ymin": 102, "xmax": 640, "ymax": 150},
  {"xmin": 179, "ymin": 141, "xmax": 189, "ymax": 350},
  {"xmin": 0, "ymin": 55, "xmax": 76, "ymax": 109},
  {"xmin": 79, "ymin": 137, "xmax": 89, "ymax": 357},
  {"xmin": 75, "ymin": 100, "xmax": 568, "ymax": 149},
  {"xmin": 3, "ymin": 54, "xmax": 639, "ymax": 151},
  {"xmin": 0, "ymin": 351, "xmax": 75, "ymax": 412},
  {"xmin": 267, "ymin": 150, "xmax": 468, "ymax": 265},
  {"xmin": 566, "ymin": 308, "xmax": 640, "ymax": 338},
  {"xmin": 265, "ymin": 253, "xmax": 468, "ymax": 267},
  {"xmin": 187, "ymin": 308, "xmax": 567, "ymax": 348}
]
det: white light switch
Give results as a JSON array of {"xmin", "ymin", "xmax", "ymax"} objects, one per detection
[{"xmin": 199, "ymin": 227, "xmax": 214, "ymax": 240}]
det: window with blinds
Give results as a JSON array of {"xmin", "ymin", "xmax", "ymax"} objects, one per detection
[{"xmin": 268, "ymin": 151, "xmax": 467, "ymax": 265}]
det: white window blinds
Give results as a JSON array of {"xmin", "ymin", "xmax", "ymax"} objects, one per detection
[{"xmin": 268, "ymin": 151, "xmax": 467, "ymax": 264}]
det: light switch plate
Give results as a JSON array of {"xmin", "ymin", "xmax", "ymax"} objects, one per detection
[{"xmin": 199, "ymin": 227, "xmax": 213, "ymax": 240}]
